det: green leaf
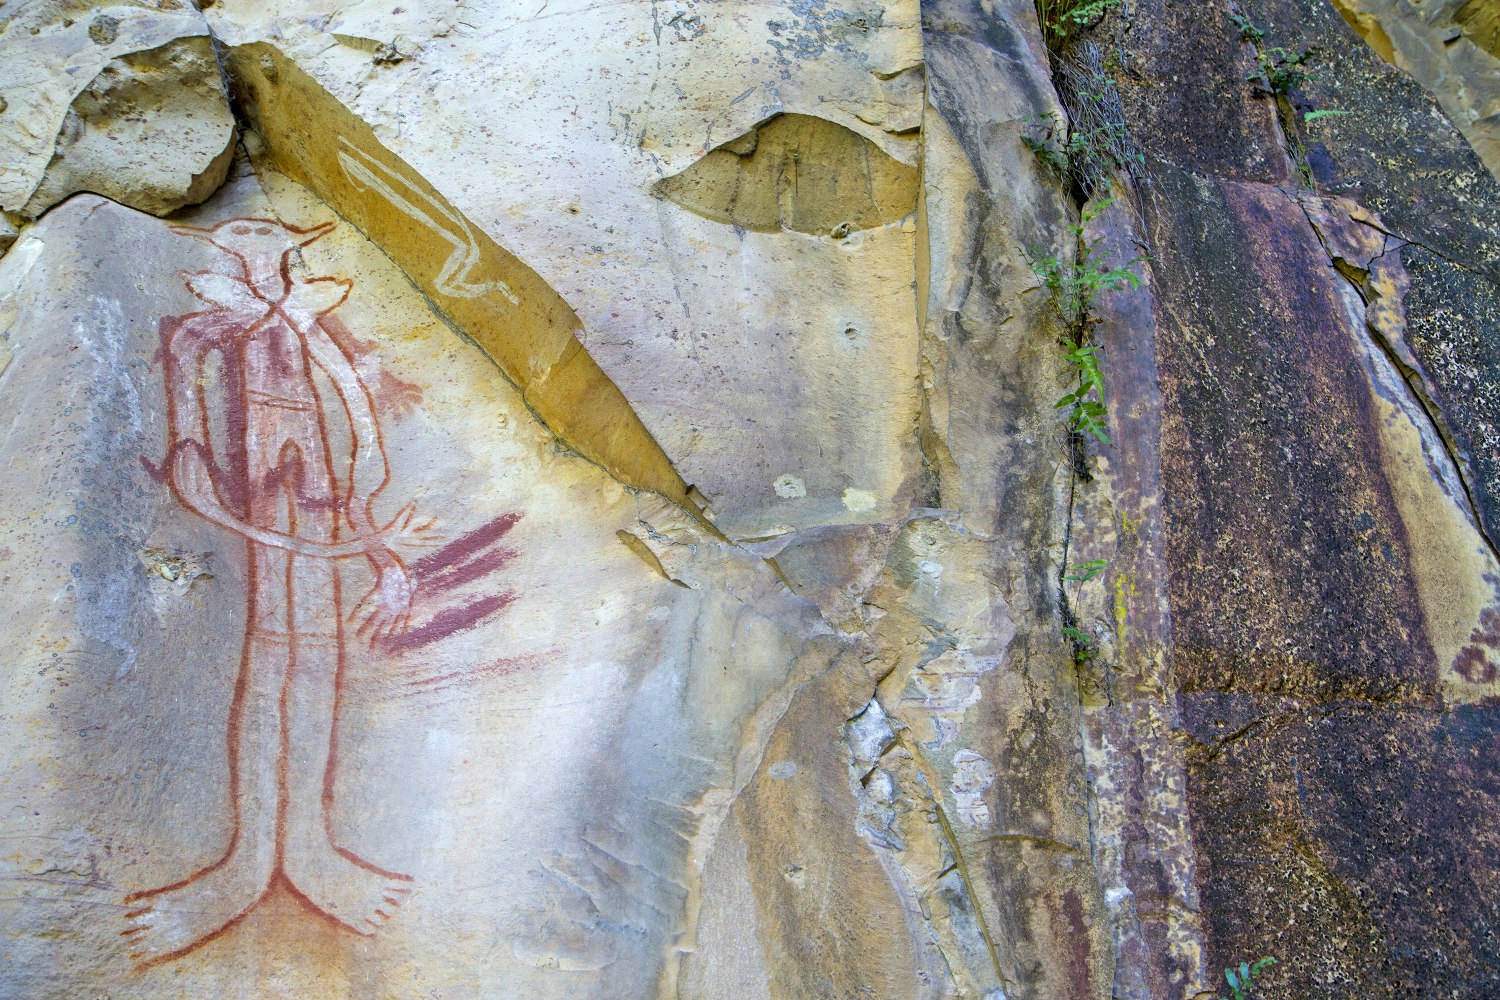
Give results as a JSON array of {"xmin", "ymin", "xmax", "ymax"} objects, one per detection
[
  {"xmin": 1065, "ymin": 559, "xmax": 1107, "ymax": 583},
  {"xmin": 1303, "ymin": 108, "xmax": 1348, "ymax": 124},
  {"xmin": 1251, "ymin": 957, "xmax": 1278, "ymax": 974},
  {"xmin": 1060, "ymin": 626, "xmax": 1092, "ymax": 646}
]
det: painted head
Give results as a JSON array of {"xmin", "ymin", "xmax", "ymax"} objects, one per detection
[{"xmin": 169, "ymin": 217, "xmax": 335, "ymax": 269}]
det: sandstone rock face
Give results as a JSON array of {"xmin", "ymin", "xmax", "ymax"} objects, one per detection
[
  {"xmin": 0, "ymin": 2, "xmax": 236, "ymax": 220},
  {"xmin": 0, "ymin": 1, "xmax": 1497, "ymax": 999}
]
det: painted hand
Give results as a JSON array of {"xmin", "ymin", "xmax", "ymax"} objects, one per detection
[
  {"xmin": 351, "ymin": 506, "xmax": 441, "ymax": 644},
  {"xmin": 352, "ymin": 563, "xmax": 417, "ymax": 646}
]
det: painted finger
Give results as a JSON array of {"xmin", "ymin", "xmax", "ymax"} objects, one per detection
[
  {"xmin": 372, "ymin": 612, "xmax": 398, "ymax": 646},
  {"xmin": 358, "ymin": 610, "xmax": 384, "ymax": 638}
]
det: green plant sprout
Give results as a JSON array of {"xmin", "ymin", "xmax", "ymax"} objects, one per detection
[
  {"xmin": 1037, "ymin": 0, "xmax": 1126, "ymax": 40},
  {"xmin": 1061, "ymin": 558, "xmax": 1107, "ymax": 654},
  {"xmin": 1060, "ymin": 625, "xmax": 1094, "ymax": 648},
  {"xmin": 1027, "ymin": 198, "xmax": 1147, "ymax": 332},
  {"xmin": 1250, "ymin": 45, "xmax": 1320, "ymax": 95},
  {"xmin": 1022, "ymin": 112, "xmax": 1140, "ymax": 181},
  {"xmin": 1303, "ymin": 108, "xmax": 1349, "ymax": 125},
  {"xmin": 1218, "ymin": 956, "xmax": 1277, "ymax": 1000},
  {"xmin": 1231, "ymin": 11, "xmax": 1321, "ymax": 96},
  {"xmin": 1022, "ymin": 113, "xmax": 1073, "ymax": 173},
  {"xmin": 1026, "ymin": 197, "xmax": 1147, "ymax": 447},
  {"xmin": 1064, "ymin": 558, "xmax": 1107, "ymax": 583},
  {"xmin": 1230, "ymin": 11, "xmax": 1264, "ymax": 42},
  {"xmin": 1056, "ymin": 343, "xmax": 1110, "ymax": 444},
  {"xmin": 1230, "ymin": 11, "xmax": 1337, "ymax": 187}
]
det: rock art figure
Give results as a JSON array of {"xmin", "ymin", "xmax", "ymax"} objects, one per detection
[{"xmin": 122, "ymin": 217, "xmax": 517, "ymax": 966}]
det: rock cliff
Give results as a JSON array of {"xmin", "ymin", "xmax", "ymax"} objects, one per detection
[{"xmin": 0, "ymin": 0, "xmax": 1495, "ymax": 997}]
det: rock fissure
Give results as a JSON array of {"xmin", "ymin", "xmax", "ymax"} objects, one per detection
[{"xmin": 1296, "ymin": 196, "xmax": 1500, "ymax": 564}]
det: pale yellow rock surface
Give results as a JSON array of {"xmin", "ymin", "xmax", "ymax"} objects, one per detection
[
  {"xmin": 0, "ymin": 0, "xmax": 1136, "ymax": 992},
  {"xmin": 0, "ymin": 0, "xmax": 1115, "ymax": 992},
  {"xmin": 0, "ymin": 1, "xmax": 236, "ymax": 218},
  {"xmin": 0, "ymin": 172, "xmax": 845, "ymax": 998},
  {"xmin": 206, "ymin": 0, "xmax": 925, "ymax": 538}
]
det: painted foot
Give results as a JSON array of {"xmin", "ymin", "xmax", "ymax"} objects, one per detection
[
  {"xmin": 122, "ymin": 856, "xmax": 272, "ymax": 968},
  {"xmin": 282, "ymin": 848, "xmax": 412, "ymax": 935}
]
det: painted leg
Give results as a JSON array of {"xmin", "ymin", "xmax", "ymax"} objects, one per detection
[
  {"xmin": 280, "ymin": 564, "xmax": 411, "ymax": 934},
  {"xmin": 122, "ymin": 622, "xmax": 283, "ymax": 966}
]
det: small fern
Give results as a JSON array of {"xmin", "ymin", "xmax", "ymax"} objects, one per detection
[
  {"xmin": 1064, "ymin": 558, "xmax": 1107, "ymax": 583},
  {"xmin": 1056, "ymin": 344, "xmax": 1111, "ymax": 444},
  {"xmin": 1232, "ymin": 11, "xmax": 1320, "ymax": 96},
  {"xmin": 1022, "ymin": 112, "xmax": 1142, "ymax": 185},
  {"xmin": 1251, "ymin": 45, "xmax": 1319, "ymax": 95},
  {"xmin": 1025, "ymin": 197, "xmax": 1148, "ymax": 449},
  {"xmin": 1060, "ymin": 625, "xmax": 1094, "ymax": 647},
  {"xmin": 1302, "ymin": 108, "xmax": 1348, "ymax": 125},
  {"xmin": 1218, "ymin": 956, "xmax": 1277, "ymax": 1000},
  {"xmin": 1025, "ymin": 201, "xmax": 1146, "ymax": 331},
  {"xmin": 1037, "ymin": 0, "xmax": 1126, "ymax": 39}
]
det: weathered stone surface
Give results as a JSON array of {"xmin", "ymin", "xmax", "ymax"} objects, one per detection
[
  {"xmin": 207, "ymin": 0, "xmax": 925, "ymax": 539},
  {"xmin": 0, "ymin": 177, "xmax": 857, "ymax": 997},
  {"xmin": 656, "ymin": 113, "xmax": 921, "ymax": 235},
  {"xmin": 1244, "ymin": 0, "xmax": 1500, "ymax": 283},
  {"xmin": 1329, "ymin": 0, "xmax": 1500, "ymax": 176},
  {"xmin": 1109, "ymin": 0, "xmax": 1287, "ymax": 182},
  {"xmin": 1181, "ymin": 700, "xmax": 1500, "ymax": 996},
  {"xmin": 2, "ymin": 0, "xmax": 1499, "ymax": 997},
  {"xmin": 1091, "ymin": 1, "xmax": 1500, "ymax": 995},
  {"xmin": 0, "ymin": 2, "xmax": 235, "ymax": 219}
]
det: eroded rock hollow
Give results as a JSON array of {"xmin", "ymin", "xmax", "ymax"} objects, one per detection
[{"xmin": 1, "ymin": 0, "xmax": 1496, "ymax": 997}]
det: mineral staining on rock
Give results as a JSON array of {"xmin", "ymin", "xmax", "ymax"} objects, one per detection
[
  {"xmin": 655, "ymin": 113, "xmax": 920, "ymax": 235},
  {"xmin": 1, "ymin": 0, "xmax": 1499, "ymax": 997}
]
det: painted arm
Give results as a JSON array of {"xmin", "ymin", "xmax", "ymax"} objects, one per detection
[
  {"xmin": 280, "ymin": 282, "xmax": 390, "ymax": 529},
  {"xmin": 280, "ymin": 287, "xmax": 438, "ymax": 643},
  {"xmin": 304, "ymin": 320, "xmax": 390, "ymax": 529},
  {"xmin": 160, "ymin": 314, "xmax": 384, "ymax": 559},
  {"xmin": 169, "ymin": 441, "xmax": 392, "ymax": 558}
]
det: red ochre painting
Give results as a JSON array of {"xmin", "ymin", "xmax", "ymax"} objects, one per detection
[{"xmin": 123, "ymin": 217, "xmax": 522, "ymax": 966}]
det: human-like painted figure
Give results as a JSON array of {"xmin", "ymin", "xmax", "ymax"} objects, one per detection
[{"xmin": 124, "ymin": 218, "xmax": 440, "ymax": 966}]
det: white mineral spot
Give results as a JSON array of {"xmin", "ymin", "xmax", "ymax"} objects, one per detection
[
  {"xmin": 841, "ymin": 487, "xmax": 876, "ymax": 513},
  {"xmin": 773, "ymin": 474, "xmax": 806, "ymax": 499},
  {"xmin": 768, "ymin": 760, "xmax": 798, "ymax": 779}
]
